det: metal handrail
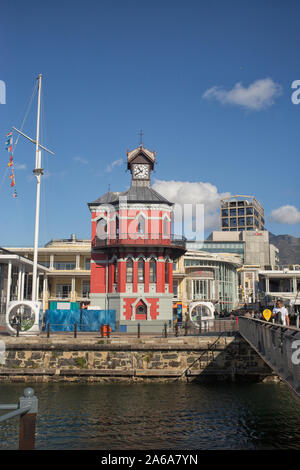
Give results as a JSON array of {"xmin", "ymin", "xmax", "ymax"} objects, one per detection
[
  {"xmin": 0, "ymin": 405, "xmax": 31, "ymax": 423},
  {"xmin": 92, "ymin": 233, "xmax": 186, "ymax": 248},
  {"xmin": 0, "ymin": 388, "xmax": 38, "ymax": 449},
  {"xmin": 239, "ymin": 317, "xmax": 300, "ymax": 399}
]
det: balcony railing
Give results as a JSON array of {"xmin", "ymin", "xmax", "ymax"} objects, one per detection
[{"xmin": 92, "ymin": 233, "xmax": 186, "ymax": 249}]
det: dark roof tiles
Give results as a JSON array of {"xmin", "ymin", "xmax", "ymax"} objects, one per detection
[{"xmin": 88, "ymin": 186, "xmax": 172, "ymax": 207}]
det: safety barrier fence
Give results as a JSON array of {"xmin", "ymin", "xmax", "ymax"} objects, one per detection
[
  {"xmin": 39, "ymin": 319, "xmax": 238, "ymax": 338},
  {"xmin": 0, "ymin": 388, "xmax": 38, "ymax": 449},
  {"xmin": 239, "ymin": 317, "xmax": 300, "ymax": 398}
]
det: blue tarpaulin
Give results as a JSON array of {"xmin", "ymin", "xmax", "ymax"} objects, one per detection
[{"xmin": 44, "ymin": 309, "xmax": 116, "ymax": 332}]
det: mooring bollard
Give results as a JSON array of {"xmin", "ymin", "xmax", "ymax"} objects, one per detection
[
  {"xmin": 74, "ymin": 323, "xmax": 77, "ymax": 338},
  {"xmin": 47, "ymin": 323, "xmax": 50, "ymax": 338},
  {"xmin": 19, "ymin": 388, "xmax": 38, "ymax": 450},
  {"xmin": 164, "ymin": 323, "xmax": 167, "ymax": 338},
  {"xmin": 137, "ymin": 323, "xmax": 141, "ymax": 338},
  {"xmin": 16, "ymin": 323, "xmax": 20, "ymax": 337}
]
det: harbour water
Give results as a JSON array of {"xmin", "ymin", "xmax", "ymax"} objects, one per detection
[{"xmin": 1, "ymin": 381, "xmax": 300, "ymax": 450}]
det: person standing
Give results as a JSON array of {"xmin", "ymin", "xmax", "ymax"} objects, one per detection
[{"xmin": 272, "ymin": 300, "xmax": 290, "ymax": 326}]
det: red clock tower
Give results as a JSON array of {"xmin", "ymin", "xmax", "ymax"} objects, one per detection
[{"xmin": 88, "ymin": 144, "xmax": 186, "ymax": 332}]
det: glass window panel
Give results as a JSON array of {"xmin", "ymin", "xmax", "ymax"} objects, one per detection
[
  {"xmin": 222, "ymin": 218, "xmax": 229, "ymax": 227},
  {"xmin": 126, "ymin": 259, "xmax": 133, "ymax": 283},
  {"xmin": 138, "ymin": 259, "xmax": 144, "ymax": 283},
  {"xmin": 165, "ymin": 261, "xmax": 169, "ymax": 284},
  {"xmin": 149, "ymin": 260, "xmax": 156, "ymax": 283}
]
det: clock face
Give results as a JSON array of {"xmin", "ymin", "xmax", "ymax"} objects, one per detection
[{"xmin": 133, "ymin": 164, "xmax": 149, "ymax": 179}]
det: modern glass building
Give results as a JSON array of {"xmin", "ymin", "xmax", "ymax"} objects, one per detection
[
  {"xmin": 186, "ymin": 241, "xmax": 245, "ymax": 260},
  {"xmin": 220, "ymin": 195, "xmax": 265, "ymax": 232},
  {"xmin": 173, "ymin": 251, "xmax": 242, "ymax": 314}
]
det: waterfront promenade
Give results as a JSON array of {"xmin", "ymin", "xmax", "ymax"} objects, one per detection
[{"xmin": 0, "ymin": 327, "xmax": 272, "ymax": 383}]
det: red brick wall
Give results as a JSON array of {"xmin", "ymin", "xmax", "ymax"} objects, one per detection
[{"xmin": 122, "ymin": 297, "xmax": 159, "ymax": 320}]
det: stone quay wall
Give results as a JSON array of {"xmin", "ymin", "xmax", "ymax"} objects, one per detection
[{"xmin": 0, "ymin": 334, "xmax": 274, "ymax": 383}]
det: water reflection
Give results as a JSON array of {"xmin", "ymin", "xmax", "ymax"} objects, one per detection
[{"xmin": 0, "ymin": 382, "xmax": 300, "ymax": 449}]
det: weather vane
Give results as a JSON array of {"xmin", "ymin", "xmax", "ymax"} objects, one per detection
[{"xmin": 138, "ymin": 129, "xmax": 144, "ymax": 146}]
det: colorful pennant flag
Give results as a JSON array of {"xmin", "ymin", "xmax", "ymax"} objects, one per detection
[{"xmin": 5, "ymin": 131, "xmax": 18, "ymax": 197}]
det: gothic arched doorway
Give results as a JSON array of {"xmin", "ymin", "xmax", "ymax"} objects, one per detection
[{"xmin": 135, "ymin": 300, "xmax": 147, "ymax": 320}]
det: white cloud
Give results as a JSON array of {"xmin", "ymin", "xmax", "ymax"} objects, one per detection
[
  {"xmin": 106, "ymin": 159, "xmax": 123, "ymax": 173},
  {"xmin": 202, "ymin": 78, "xmax": 282, "ymax": 111},
  {"xmin": 270, "ymin": 205, "xmax": 300, "ymax": 224},
  {"xmin": 152, "ymin": 179, "xmax": 230, "ymax": 232},
  {"xmin": 74, "ymin": 156, "xmax": 88, "ymax": 165},
  {"xmin": 14, "ymin": 163, "xmax": 26, "ymax": 170}
]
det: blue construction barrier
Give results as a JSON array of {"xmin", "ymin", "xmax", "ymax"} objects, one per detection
[
  {"xmin": 80, "ymin": 309, "xmax": 116, "ymax": 332},
  {"xmin": 44, "ymin": 309, "xmax": 116, "ymax": 332}
]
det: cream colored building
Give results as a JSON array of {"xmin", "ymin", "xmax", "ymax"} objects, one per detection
[
  {"xmin": 5, "ymin": 235, "xmax": 91, "ymax": 310},
  {"xmin": 173, "ymin": 250, "xmax": 242, "ymax": 315},
  {"xmin": 5, "ymin": 236, "xmax": 243, "ymax": 315}
]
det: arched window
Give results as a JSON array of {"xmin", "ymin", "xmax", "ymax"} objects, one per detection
[
  {"xmin": 113, "ymin": 260, "xmax": 118, "ymax": 284},
  {"xmin": 137, "ymin": 215, "xmax": 146, "ymax": 235},
  {"xmin": 136, "ymin": 301, "xmax": 147, "ymax": 320},
  {"xmin": 126, "ymin": 259, "xmax": 133, "ymax": 283},
  {"xmin": 116, "ymin": 215, "xmax": 119, "ymax": 236},
  {"xmin": 165, "ymin": 260, "xmax": 169, "ymax": 284},
  {"xmin": 149, "ymin": 259, "xmax": 156, "ymax": 283},
  {"xmin": 163, "ymin": 217, "xmax": 169, "ymax": 237},
  {"xmin": 96, "ymin": 218, "xmax": 107, "ymax": 239},
  {"xmin": 138, "ymin": 258, "xmax": 145, "ymax": 283}
]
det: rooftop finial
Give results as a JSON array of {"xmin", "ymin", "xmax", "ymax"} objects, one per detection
[{"xmin": 138, "ymin": 129, "xmax": 144, "ymax": 147}]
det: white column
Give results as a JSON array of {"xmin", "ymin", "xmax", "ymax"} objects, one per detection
[
  {"xmin": 6, "ymin": 261, "xmax": 12, "ymax": 311},
  {"xmin": 17, "ymin": 265, "xmax": 22, "ymax": 301},
  {"xmin": 293, "ymin": 277, "xmax": 297, "ymax": 293},
  {"xmin": 42, "ymin": 275, "xmax": 47, "ymax": 312},
  {"xmin": 76, "ymin": 255, "xmax": 80, "ymax": 270},
  {"xmin": 71, "ymin": 276, "xmax": 75, "ymax": 301},
  {"xmin": 50, "ymin": 254, "xmax": 54, "ymax": 270},
  {"xmin": 20, "ymin": 266, "xmax": 25, "ymax": 301},
  {"xmin": 265, "ymin": 276, "xmax": 270, "ymax": 293}
]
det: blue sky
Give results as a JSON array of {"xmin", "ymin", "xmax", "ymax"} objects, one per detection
[{"xmin": 0, "ymin": 0, "xmax": 300, "ymax": 246}]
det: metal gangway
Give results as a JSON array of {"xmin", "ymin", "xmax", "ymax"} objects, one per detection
[{"xmin": 239, "ymin": 317, "xmax": 300, "ymax": 398}]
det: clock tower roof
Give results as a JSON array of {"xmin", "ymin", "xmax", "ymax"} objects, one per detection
[
  {"xmin": 88, "ymin": 142, "xmax": 172, "ymax": 208},
  {"xmin": 127, "ymin": 145, "xmax": 156, "ymax": 170}
]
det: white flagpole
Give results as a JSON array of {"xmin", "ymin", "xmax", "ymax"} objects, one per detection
[{"xmin": 32, "ymin": 74, "xmax": 42, "ymax": 302}]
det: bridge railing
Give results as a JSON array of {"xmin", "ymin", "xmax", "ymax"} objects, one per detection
[
  {"xmin": 239, "ymin": 317, "xmax": 300, "ymax": 398},
  {"xmin": 0, "ymin": 387, "xmax": 38, "ymax": 449}
]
